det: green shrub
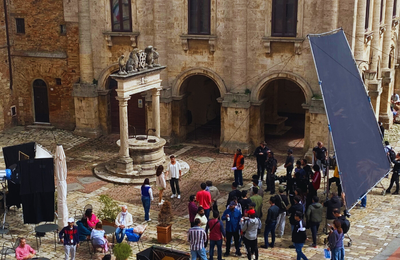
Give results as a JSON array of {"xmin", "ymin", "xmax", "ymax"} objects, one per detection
[
  {"xmin": 97, "ymin": 194, "xmax": 120, "ymax": 222},
  {"xmin": 113, "ymin": 242, "xmax": 132, "ymax": 260}
]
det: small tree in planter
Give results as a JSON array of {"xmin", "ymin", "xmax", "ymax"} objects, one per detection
[
  {"xmin": 97, "ymin": 194, "xmax": 120, "ymax": 226},
  {"xmin": 113, "ymin": 242, "xmax": 132, "ymax": 260},
  {"xmin": 157, "ymin": 200, "xmax": 173, "ymax": 244}
]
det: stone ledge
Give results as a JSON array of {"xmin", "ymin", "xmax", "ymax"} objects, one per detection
[
  {"xmin": 103, "ymin": 31, "xmax": 140, "ymax": 47},
  {"xmin": 12, "ymin": 50, "xmax": 67, "ymax": 59},
  {"xmin": 179, "ymin": 34, "xmax": 217, "ymax": 53},
  {"xmin": 262, "ymin": 36, "xmax": 305, "ymax": 55}
]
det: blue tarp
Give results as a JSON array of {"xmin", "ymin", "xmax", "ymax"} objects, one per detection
[{"xmin": 308, "ymin": 29, "xmax": 391, "ymax": 208}]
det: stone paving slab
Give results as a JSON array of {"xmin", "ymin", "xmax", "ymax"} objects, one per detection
[
  {"xmin": 192, "ymin": 156, "xmax": 215, "ymax": 164},
  {"xmin": 77, "ymin": 176, "xmax": 101, "ymax": 185},
  {"xmin": 67, "ymin": 183, "xmax": 85, "ymax": 192}
]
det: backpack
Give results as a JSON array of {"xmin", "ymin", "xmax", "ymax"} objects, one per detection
[
  {"xmin": 276, "ymin": 194, "xmax": 287, "ymax": 211},
  {"xmin": 341, "ymin": 218, "xmax": 350, "ymax": 234},
  {"xmin": 389, "ymin": 148, "xmax": 396, "ymax": 162}
]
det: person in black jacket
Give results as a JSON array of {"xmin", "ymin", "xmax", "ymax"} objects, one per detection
[
  {"xmin": 284, "ymin": 149, "xmax": 294, "ymax": 182},
  {"xmin": 292, "ymin": 212, "xmax": 308, "ymax": 260},
  {"xmin": 288, "ymin": 196, "xmax": 304, "ymax": 232},
  {"xmin": 254, "ymin": 141, "xmax": 269, "ymax": 181},
  {"xmin": 227, "ymin": 182, "xmax": 242, "ymax": 207},
  {"xmin": 323, "ymin": 192, "xmax": 343, "ymax": 222},
  {"xmin": 386, "ymin": 152, "xmax": 400, "ymax": 195},
  {"xmin": 261, "ymin": 196, "xmax": 279, "ymax": 249}
]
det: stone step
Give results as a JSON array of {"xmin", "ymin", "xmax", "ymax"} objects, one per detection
[{"xmin": 26, "ymin": 124, "xmax": 55, "ymax": 130}]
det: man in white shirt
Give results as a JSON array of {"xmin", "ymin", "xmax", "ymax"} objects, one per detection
[
  {"xmin": 115, "ymin": 205, "xmax": 133, "ymax": 243},
  {"xmin": 166, "ymin": 155, "xmax": 182, "ymax": 199}
]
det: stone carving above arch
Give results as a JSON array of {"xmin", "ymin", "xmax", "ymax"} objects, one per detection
[
  {"xmin": 97, "ymin": 63, "xmax": 119, "ymax": 91},
  {"xmin": 172, "ymin": 67, "xmax": 227, "ymax": 98},
  {"xmin": 251, "ymin": 71, "xmax": 313, "ymax": 104}
]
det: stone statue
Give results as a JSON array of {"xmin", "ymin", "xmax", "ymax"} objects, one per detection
[
  {"xmin": 126, "ymin": 48, "xmax": 139, "ymax": 73},
  {"xmin": 145, "ymin": 46, "xmax": 155, "ymax": 68},
  {"xmin": 137, "ymin": 50, "xmax": 147, "ymax": 70},
  {"xmin": 153, "ymin": 47, "xmax": 160, "ymax": 67},
  {"xmin": 118, "ymin": 55, "xmax": 127, "ymax": 75}
]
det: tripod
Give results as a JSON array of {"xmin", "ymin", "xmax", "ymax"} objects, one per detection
[{"xmin": 0, "ymin": 181, "xmax": 9, "ymax": 236}]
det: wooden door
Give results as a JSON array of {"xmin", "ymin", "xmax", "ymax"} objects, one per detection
[
  {"xmin": 33, "ymin": 79, "xmax": 49, "ymax": 123},
  {"xmin": 109, "ymin": 79, "xmax": 146, "ymax": 134}
]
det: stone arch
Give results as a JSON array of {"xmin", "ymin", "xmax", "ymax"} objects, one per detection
[
  {"xmin": 97, "ymin": 63, "xmax": 119, "ymax": 90},
  {"xmin": 172, "ymin": 67, "xmax": 227, "ymax": 97},
  {"xmin": 251, "ymin": 71, "xmax": 313, "ymax": 104}
]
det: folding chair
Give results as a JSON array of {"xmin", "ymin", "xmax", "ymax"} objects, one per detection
[
  {"xmin": 0, "ymin": 237, "xmax": 20, "ymax": 260},
  {"xmin": 127, "ymin": 226, "xmax": 147, "ymax": 251},
  {"xmin": 83, "ymin": 204, "xmax": 93, "ymax": 213}
]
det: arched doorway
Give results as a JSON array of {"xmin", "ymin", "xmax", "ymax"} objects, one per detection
[
  {"xmin": 33, "ymin": 79, "xmax": 49, "ymax": 123},
  {"xmin": 260, "ymin": 79, "xmax": 306, "ymax": 153},
  {"xmin": 108, "ymin": 77, "xmax": 146, "ymax": 134},
  {"xmin": 180, "ymin": 75, "xmax": 221, "ymax": 146}
]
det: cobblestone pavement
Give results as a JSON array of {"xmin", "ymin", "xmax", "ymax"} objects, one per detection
[{"xmin": 0, "ymin": 126, "xmax": 399, "ymax": 259}]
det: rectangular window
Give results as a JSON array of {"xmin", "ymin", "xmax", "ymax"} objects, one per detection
[
  {"xmin": 394, "ymin": 0, "xmax": 398, "ymax": 17},
  {"xmin": 188, "ymin": 0, "xmax": 211, "ymax": 35},
  {"xmin": 365, "ymin": 0, "xmax": 370, "ymax": 30},
  {"xmin": 111, "ymin": 0, "xmax": 132, "ymax": 32},
  {"xmin": 16, "ymin": 18, "xmax": 25, "ymax": 34},
  {"xmin": 271, "ymin": 0, "xmax": 298, "ymax": 37},
  {"xmin": 60, "ymin": 24, "xmax": 67, "ymax": 34}
]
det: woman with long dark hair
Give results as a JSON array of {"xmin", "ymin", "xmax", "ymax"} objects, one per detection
[
  {"xmin": 155, "ymin": 165, "xmax": 166, "ymax": 205},
  {"xmin": 328, "ymin": 219, "xmax": 345, "ymax": 260},
  {"xmin": 84, "ymin": 208, "xmax": 99, "ymax": 229},
  {"xmin": 141, "ymin": 178, "xmax": 153, "ymax": 221}
]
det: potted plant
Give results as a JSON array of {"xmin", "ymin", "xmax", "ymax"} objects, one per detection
[
  {"xmin": 113, "ymin": 242, "xmax": 132, "ymax": 260},
  {"xmin": 157, "ymin": 200, "xmax": 173, "ymax": 244},
  {"xmin": 97, "ymin": 194, "xmax": 120, "ymax": 226}
]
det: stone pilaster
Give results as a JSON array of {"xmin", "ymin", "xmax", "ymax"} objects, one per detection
[
  {"xmin": 379, "ymin": 69, "xmax": 393, "ymax": 128},
  {"xmin": 324, "ymin": 0, "xmax": 339, "ymax": 31},
  {"xmin": 152, "ymin": 88, "xmax": 161, "ymax": 137},
  {"xmin": 117, "ymin": 96, "xmax": 131, "ymax": 158},
  {"xmin": 78, "ymin": 0, "xmax": 93, "ymax": 83},
  {"xmin": 370, "ymin": 0, "xmax": 382, "ymax": 72},
  {"xmin": 354, "ymin": 0, "xmax": 367, "ymax": 63},
  {"xmin": 231, "ymin": 0, "xmax": 247, "ymax": 91},
  {"xmin": 368, "ymin": 79, "xmax": 382, "ymax": 118},
  {"xmin": 382, "ymin": 0, "xmax": 394, "ymax": 68}
]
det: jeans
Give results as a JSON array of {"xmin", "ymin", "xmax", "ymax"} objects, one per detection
[
  {"xmin": 141, "ymin": 195, "xmax": 151, "ymax": 221},
  {"xmin": 243, "ymin": 237, "xmax": 258, "ymax": 260},
  {"xmin": 170, "ymin": 178, "xmax": 180, "ymax": 195},
  {"xmin": 332, "ymin": 247, "xmax": 345, "ymax": 260},
  {"xmin": 234, "ymin": 170, "xmax": 243, "ymax": 186},
  {"xmin": 209, "ymin": 239, "xmax": 222, "ymax": 260},
  {"xmin": 191, "ymin": 248, "xmax": 207, "ymax": 260},
  {"xmin": 263, "ymin": 221, "xmax": 277, "ymax": 247},
  {"xmin": 309, "ymin": 222, "xmax": 320, "ymax": 245},
  {"xmin": 257, "ymin": 162, "xmax": 265, "ymax": 181},
  {"xmin": 294, "ymin": 243, "xmax": 308, "ymax": 260},
  {"xmin": 360, "ymin": 195, "xmax": 367, "ymax": 207},
  {"xmin": 115, "ymin": 227, "xmax": 126, "ymax": 243},
  {"xmin": 387, "ymin": 173, "xmax": 399, "ymax": 193},
  {"xmin": 329, "ymin": 177, "xmax": 342, "ymax": 196},
  {"xmin": 204, "ymin": 208, "xmax": 211, "ymax": 220},
  {"xmin": 225, "ymin": 231, "xmax": 240, "ymax": 255},
  {"xmin": 64, "ymin": 244, "xmax": 77, "ymax": 260},
  {"xmin": 275, "ymin": 212, "xmax": 286, "ymax": 237}
]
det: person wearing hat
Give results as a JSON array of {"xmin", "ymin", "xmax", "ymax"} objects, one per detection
[
  {"xmin": 275, "ymin": 186, "xmax": 289, "ymax": 238},
  {"xmin": 222, "ymin": 201, "xmax": 242, "ymax": 257},
  {"xmin": 59, "ymin": 217, "xmax": 79, "ymax": 260},
  {"xmin": 254, "ymin": 141, "xmax": 269, "ymax": 182},
  {"xmin": 241, "ymin": 209, "xmax": 261, "ymax": 260}
]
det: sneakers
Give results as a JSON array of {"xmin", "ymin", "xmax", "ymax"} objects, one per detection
[
  {"xmin": 145, "ymin": 219, "xmax": 152, "ymax": 222},
  {"xmin": 260, "ymin": 245, "xmax": 268, "ymax": 249},
  {"xmin": 177, "ymin": 195, "xmax": 181, "ymax": 199},
  {"xmin": 158, "ymin": 199, "xmax": 165, "ymax": 206},
  {"xmin": 268, "ymin": 243, "xmax": 274, "ymax": 248},
  {"xmin": 223, "ymin": 253, "xmax": 230, "ymax": 257},
  {"xmin": 171, "ymin": 194, "xmax": 176, "ymax": 198},
  {"xmin": 309, "ymin": 244, "xmax": 317, "ymax": 248},
  {"xmin": 234, "ymin": 252, "xmax": 242, "ymax": 257}
]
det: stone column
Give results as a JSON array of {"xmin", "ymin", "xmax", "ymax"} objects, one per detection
[
  {"xmin": 354, "ymin": 0, "xmax": 367, "ymax": 63},
  {"xmin": 78, "ymin": 0, "xmax": 93, "ymax": 83},
  {"xmin": 382, "ymin": 0, "xmax": 394, "ymax": 68},
  {"xmin": 117, "ymin": 96, "xmax": 131, "ymax": 158},
  {"xmin": 324, "ymin": 0, "xmax": 339, "ymax": 31},
  {"xmin": 370, "ymin": 0, "xmax": 382, "ymax": 72},
  {"xmin": 152, "ymin": 88, "xmax": 161, "ymax": 137}
]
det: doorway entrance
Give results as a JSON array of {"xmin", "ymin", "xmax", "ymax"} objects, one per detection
[
  {"xmin": 260, "ymin": 79, "xmax": 306, "ymax": 154},
  {"xmin": 109, "ymin": 78, "xmax": 146, "ymax": 135},
  {"xmin": 33, "ymin": 79, "xmax": 49, "ymax": 123},
  {"xmin": 180, "ymin": 75, "xmax": 221, "ymax": 146}
]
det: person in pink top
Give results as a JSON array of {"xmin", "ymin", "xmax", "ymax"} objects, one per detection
[
  {"xmin": 85, "ymin": 208, "xmax": 99, "ymax": 229},
  {"xmin": 196, "ymin": 182, "xmax": 212, "ymax": 220},
  {"xmin": 15, "ymin": 237, "xmax": 36, "ymax": 260}
]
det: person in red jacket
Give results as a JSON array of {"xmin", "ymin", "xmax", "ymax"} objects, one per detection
[
  {"xmin": 311, "ymin": 164, "xmax": 321, "ymax": 192},
  {"xmin": 206, "ymin": 211, "xmax": 226, "ymax": 260},
  {"xmin": 233, "ymin": 149, "xmax": 244, "ymax": 187}
]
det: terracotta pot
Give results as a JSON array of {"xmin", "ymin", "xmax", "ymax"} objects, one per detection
[
  {"xmin": 101, "ymin": 219, "xmax": 115, "ymax": 227},
  {"xmin": 157, "ymin": 224, "xmax": 172, "ymax": 244}
]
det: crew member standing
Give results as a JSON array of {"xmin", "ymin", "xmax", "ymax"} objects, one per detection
[
  {"xmin": 387, "ymin": 152, "xmax": 400, "ymax": 195},
  {"xmin": 313, "ymin": 142, "xmax": 327, "ymax": 176},
  {"xmin": 254, "ymin": 141, "xmax": 268, "ymax": 182},
  {"xmin": 233, "ymin": 149, "xmax": 245, "ymax": 187},
  {"xmin": 265, "ymin": 152, "xmax": 277, "ymax": 194}
]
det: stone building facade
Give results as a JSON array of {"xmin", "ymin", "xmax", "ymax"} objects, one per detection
[{"xmin": 1, "ymin": 0, "xmax": 400, "ymax": 155}]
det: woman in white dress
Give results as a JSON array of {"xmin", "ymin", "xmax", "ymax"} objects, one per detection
[{"xmin": 155, "ymin": 165, "xmax": 166, "ymax": 205}]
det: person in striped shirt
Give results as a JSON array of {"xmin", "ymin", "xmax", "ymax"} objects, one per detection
[{"xmin": 188, "ymin": 218, "xmax": 208, "ymax": 260}]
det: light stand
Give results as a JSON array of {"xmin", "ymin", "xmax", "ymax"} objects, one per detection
[{"xmin": 0, "ymin": 181, "xmax": 9, "ymax": 236}]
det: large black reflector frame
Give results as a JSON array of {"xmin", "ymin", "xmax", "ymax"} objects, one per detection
[{"xmin": 308, "ymin": 29, "xmax": 390, "ymax": 208}]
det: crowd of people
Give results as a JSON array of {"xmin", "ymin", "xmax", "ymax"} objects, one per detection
[{"xmin": 185, "ymin": 141, "xmax": 350, "ymax": 260}]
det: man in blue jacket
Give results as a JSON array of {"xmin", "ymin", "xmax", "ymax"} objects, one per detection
[
  {"xmin": 59, "ymin": 218, "xmax": 79, "ymax": 260},
  {"xmin": 222, "ymin": 201, "xmax": 242, "ymax": 257}
]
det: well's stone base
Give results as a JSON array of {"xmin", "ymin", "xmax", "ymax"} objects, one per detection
[{"xmin": 93, "ymin": 157, "xmax": 190, "ymax": 184}]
